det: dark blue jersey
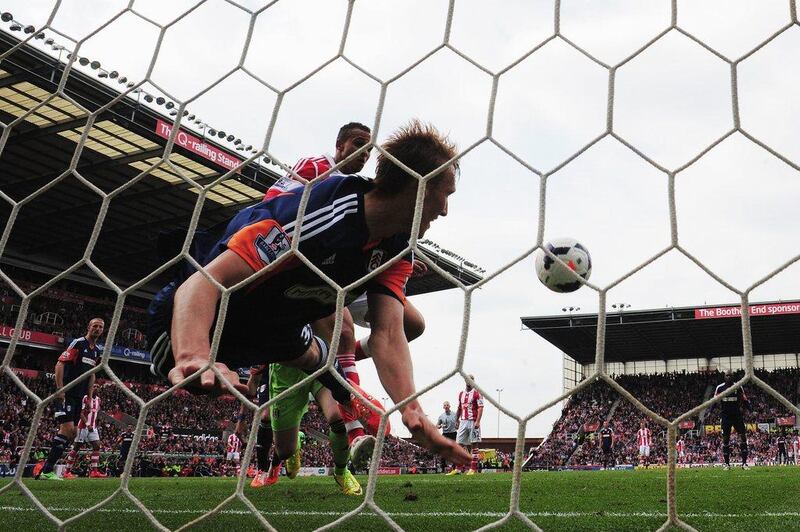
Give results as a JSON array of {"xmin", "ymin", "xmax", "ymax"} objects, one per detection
[
  {"xmin": 149, "ymin": 175, "xmax": 413, "ymax": 335},
  {"xmin": 714, "ymin": 381, "xmax": 749, "ymax": 418},
  {"xmin": 599, "ymin": 427, "xmax": 613, "ymax": 448},
  {"xmin": 57, "ymin": 337, "xmax": 100, "ymax": 399}
]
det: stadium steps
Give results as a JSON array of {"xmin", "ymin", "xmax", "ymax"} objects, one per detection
[
  {"xmin": 99, "ymin": 410, "xmax": 129, "ymax": 428},
  {"xmin": 303, "ymin": 426, "xmax": 328, "ymax": 443},
  {"xmin": 605, "ymin": 397, "xmax": 623, "ymax": 421},
  {"xmin": 698, "ymin": 383, "xmax": 715, "ymax": 423}
]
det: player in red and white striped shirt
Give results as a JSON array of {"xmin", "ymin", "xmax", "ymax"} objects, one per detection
[
  {"xmin": 264, "ymin": 122, "xmax": 372, "ymax": 201},
  {"xmin": 790, "ymin": 432, "xmax": 799, "ymax": 465},
  {"xmin": 226, "ymin": 432, "xmax": 242, "ymax": 463},
  {"xmin": 636, "ymin": 420, "xmax": 652, "ymax": 468},
  {"xmin": 63, "ymin": 385, "xmax": 106, "ymax": 478},
  {"xmin": 447, "ymin": 375, "xmax": 484, "ymax": 476},
  {"xmin": 676, "ymin": 436, "xmax": 686, "ymax": 465}
]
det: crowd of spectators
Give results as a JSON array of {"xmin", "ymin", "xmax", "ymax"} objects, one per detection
[
  {"xmin": 1, "ymin": 360, "xmax": 439, "ymax": 476},
  {"xmin": 529, "ymin": 368, "xmax": 799, "ymax": 468},
  {"xmin": 0, "ymin": 268, "xmax": 150, "ymax": 350}
]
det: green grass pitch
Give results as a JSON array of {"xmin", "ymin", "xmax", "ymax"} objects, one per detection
[{"xmin": 1, "ymin": 467, "xmax": 798, "ymax": 531}]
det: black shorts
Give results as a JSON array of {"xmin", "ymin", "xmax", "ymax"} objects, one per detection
[
  {"xmin": 148, "ymin": 290, "xmax": 315, "ymax": 378},
  {"xmin": 120, "ymin": 443, "xmax": 132, "ymax": 460},
  {"xmin": 602, "ymin": 445, "xmax": 612, "ymax": 454},
  {"xmin": 443, "ymin": 432, "xmax": 456, "ymax": 441},
  {"xmin": 721, "ymin": 416, "xmax": 746, "ymax": 439},
  {"xmin": 54, "ymin": 396, "xmax": 82, "ymax": 425}
]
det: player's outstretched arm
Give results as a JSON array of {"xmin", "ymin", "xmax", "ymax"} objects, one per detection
[
  {"xmin": 170, "ymin": 249, "xmax": 253, "ymax": 395},
  {"xmin": 367, "ymin": 292, "xmax": 470, "ymax": 466}
]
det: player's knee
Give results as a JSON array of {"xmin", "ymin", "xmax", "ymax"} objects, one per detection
[{"xmin": 403, "ymin": 310, "xmax": 425, "ymax": 342}]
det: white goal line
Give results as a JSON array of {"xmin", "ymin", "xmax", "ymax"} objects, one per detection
[{"xmin": 1, "ymin": 506, "xmax": 797, "ymax": 519}]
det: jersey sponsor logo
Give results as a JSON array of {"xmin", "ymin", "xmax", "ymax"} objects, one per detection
[
  {"xmin": 284, "ymin": 284, "xmax": 338, "ymax": 304},
  {"xmin": 368, "ymin": 249, "xmax": 385, "ymax": 272},
  {"xmin": 283, "ymin": 285, "xmax": 359, "ymax": 305},
  {"xmin": 81, "ymin": 356, "xmax": 97, "ymax": 366},
  {"xmin": 255, "ymin": 226, "xmax": 291, "ymax": 265}
]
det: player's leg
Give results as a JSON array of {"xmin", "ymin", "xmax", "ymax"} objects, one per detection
[
  {"xmin": 450, "ymin": 421, "xmax": 469, "ymax": 475},
  {"xmin": 354, "ymin": 299, "xmax": 425, "ymax": 361},
  {"xmin": 255, "ymin": 410, "xmax": 273, "ymax": 472},
  {"xmin": 63, "ymin": 437, "xmax": 80, "ymax": 478},
  {"xmin": 260, "ymin": 364, "xmax": 313, "ymax": 486},
  {"xmin": 279, "ymin": 328, "xmax": 353, "ymax": 406},
  {"xmin": 40, "ymin": 400, "xmax": 79, "ymax": 480},
  {"xmin": 721, "ymin": 418, "xmax": 733, "ymax": 469},
  {"xmin": 311, "ymin": 310, "xmax": 371, "ymax": 445},
  {"xmin": 316, "ymin": 386, "xmax": 362, "ymax": 496},
  {"xmin": 402, "ymin": 299, "xmax": 426, "ymax": 342},
  {"xmin": 734, "ymin": 418, "xmax": 748, "ymax": 468},
  {"xmin": 467, "ymin": 425, "xmax": 481, "ymax": 474},
  {"xmin": 88, "ymin": 436, "xmax": 106, "ymax": 477},
  {"xmin": 465, "ymin": 443, "xmax": 477, "ymax": 475}
]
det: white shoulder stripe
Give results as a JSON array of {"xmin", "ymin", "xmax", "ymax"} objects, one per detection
[
  {"xmin": 282, "ymin": 193, "xmax": 358, "ymax": 232},
  {"xmin": 297, "ymin": 207, "xmax": 360, "ymax": 241},
  {"xmin": 287, "ymin": 199, "xmax": 358, "ymax": 239}
]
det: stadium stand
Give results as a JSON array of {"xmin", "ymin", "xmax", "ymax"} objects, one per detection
[{"xmin": 529, "ymin": 368, "xmax": 799, "ymax": 468}]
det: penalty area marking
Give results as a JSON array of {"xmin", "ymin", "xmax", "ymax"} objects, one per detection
[{"xmin": 1, "ymin": 507, "xmax": 799, "ymax": 519}]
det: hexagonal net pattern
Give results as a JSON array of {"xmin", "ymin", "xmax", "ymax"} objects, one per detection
[{"xmin": 1, "ymin": 1, "xmax": 799, "ymax": 531}]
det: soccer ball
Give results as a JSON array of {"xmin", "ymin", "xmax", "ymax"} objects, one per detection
[{"xmin": 534, "ymin": 237, "xmax": 592, "ymax": 293}]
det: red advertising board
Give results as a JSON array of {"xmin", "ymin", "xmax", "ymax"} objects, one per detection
[
  {"xmin": 694, "ymin": 302, "xmax": 800, "ymax": 320},
  {"xmin": 777, "ymin": 416, "xmax": 796, "ymax": 427},
  {"xmin": 11, "ymin": 367, "xmax": 40, "ymax": 379},
  {"xmin": 155, "ymin": 119, "xmax": 243, "ymax": 172},
  {"xmin": 0, "ymin": 325, "xmax": 63, "ymax": 347},
  {"xmin": 377, "ymin": 467, "xmax": 401, "ymax": 475}
]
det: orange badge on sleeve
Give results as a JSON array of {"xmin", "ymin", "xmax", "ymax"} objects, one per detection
[{"xmin": 228, "ymin": 220, "xmax": 292, "ymax": 272}]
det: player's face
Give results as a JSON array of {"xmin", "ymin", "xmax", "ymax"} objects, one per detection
[
  {"xmin": 87, "ymin": 319, "xmax": 104, "ymax": 339},
  {"xmin": 336, "ymin": 130, "xmax": 371, "ymax": 174},
  {"xmin": 419, "ymin": 167, "xmax": 456, "ymax": 237}
]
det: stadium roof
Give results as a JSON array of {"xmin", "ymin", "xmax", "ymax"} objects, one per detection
[
  {"xmin": 521, "ymin": 300, "xmax": 800, "ymax": 364},
  {"xmin": 0, "ymin": 29, "xmax": 482, "ymax": 295}
]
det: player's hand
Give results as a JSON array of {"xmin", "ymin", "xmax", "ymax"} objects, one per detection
[
  {"xmin": 474, "ymin": 421, "xmax": 481, "ymax": 429},
  {"xmin": 412, "ymin": 259, "xmax": 428, "ymax": 277},
  {"xmin": 168, "ymin": 358, "xmax": 248, "ymax": 396},
  {"xmin": 402, "ymin": 407, "xmax": 470, "ymax": 466}
]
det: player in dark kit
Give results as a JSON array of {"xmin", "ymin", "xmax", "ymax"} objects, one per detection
[
  {"xmin": 147, "ymin": 121, "xmax": 469, "ymax": 467},
  {"xmin": 118, "ymin": 424, "xmax": 135, "ymax": 466},
  {"xmin": 36, "ymin": 318, "xmax": 105, "ymax": 480},
  {"xmin": 776, "ymin": 431, "xmax": 788, "ymax": 465},
  {"xmin": 599, "ymin": 420, "xmax": 614, "ymax": 470},
  {"xmin": 714, "ymin": 371, "xmax": 750, "ymax": 470}
]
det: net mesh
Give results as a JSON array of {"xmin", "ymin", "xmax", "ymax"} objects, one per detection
[{"xmin": 0, "ymin": 0, "xmax": 798, "ymax": 530}]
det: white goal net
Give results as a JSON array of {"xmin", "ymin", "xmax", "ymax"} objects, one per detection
[{"xmin": 1, "ymin": 1, "xmax": 799, "ymax": 531}]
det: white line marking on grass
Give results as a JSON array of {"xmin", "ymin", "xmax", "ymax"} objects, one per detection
[{"xmin": 2, "ymin": 507, "xmax": 799, "ymax": 519}]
